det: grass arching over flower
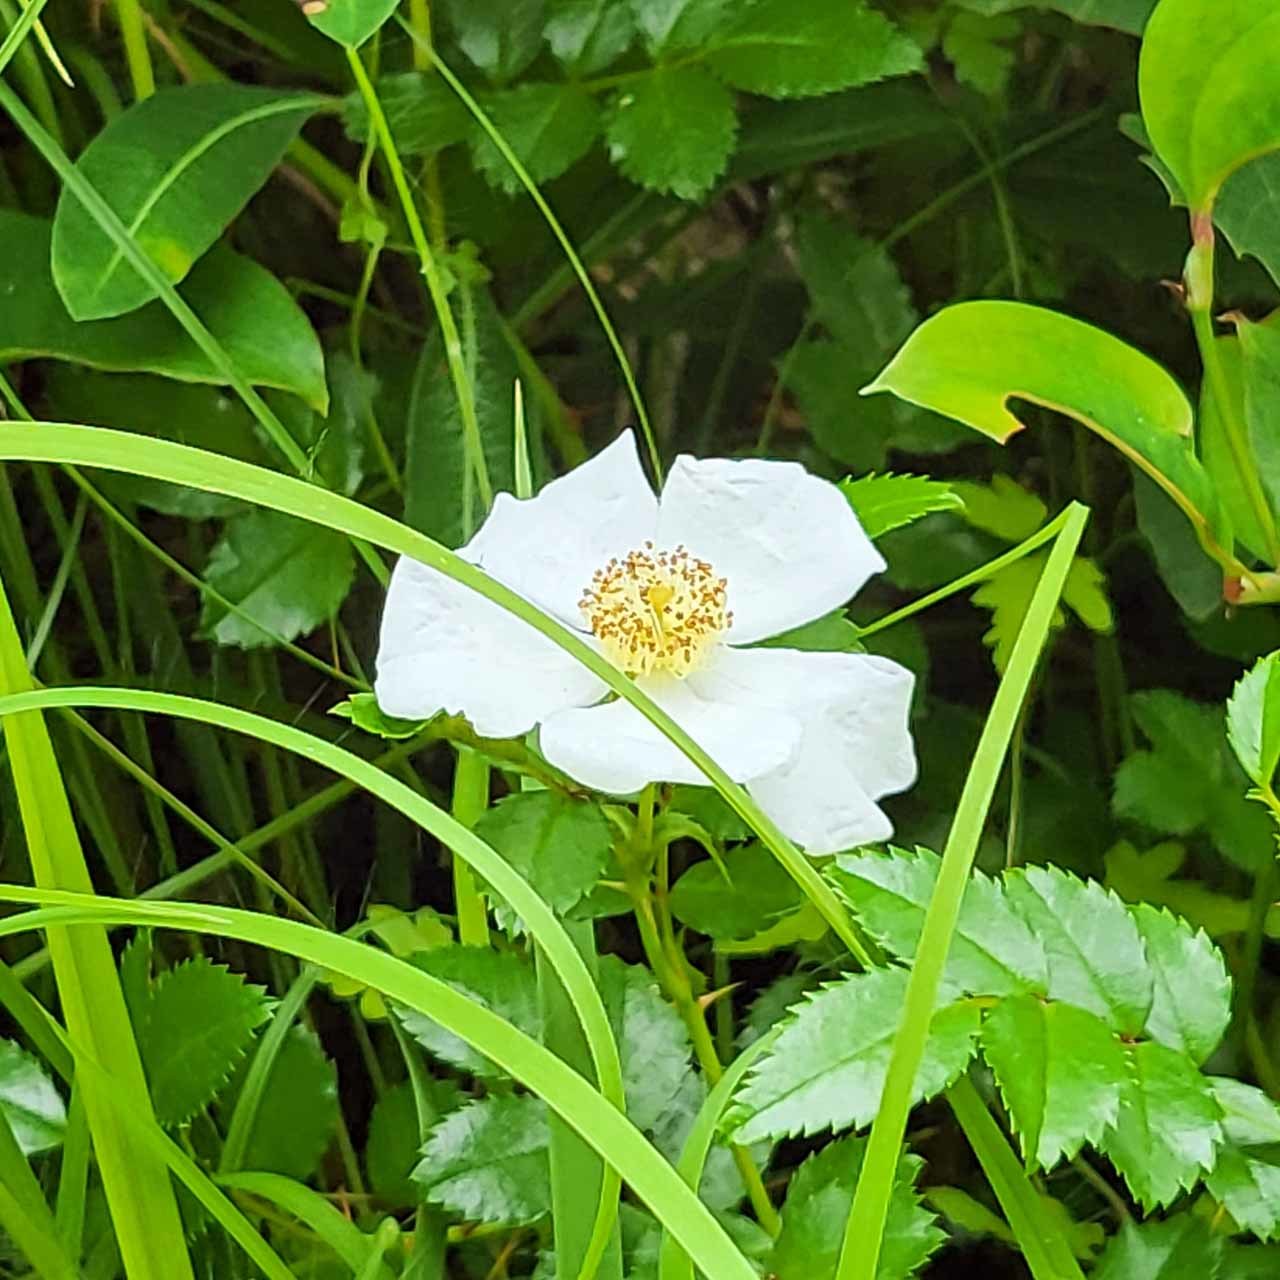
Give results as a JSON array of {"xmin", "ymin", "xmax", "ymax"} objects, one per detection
[{"xmin": 376, "ymin": 432, "xmax": 917, "ymax": 854}]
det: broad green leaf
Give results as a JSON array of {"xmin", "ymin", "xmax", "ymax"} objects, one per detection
[
  {"xmin": 829, "ymin": 847, "xmax": 1046, "ymax": 997},
  {"xmin": 668, "ymin": 785, "xmax": 751, "ymax": 844},
  {"xmin": 306, "ymin": 0, "xmax": 398, "ymax": 47},
  {"xmin": 52, "ymin": 85, "xmax": 320, "ymax": 320},
  {"xmin": 414, "ymin": 1094, "xmax": 549, "ymax": 1224},
  {"xmin": 647, "ymin": 1072, "xmax": 751, "ymax": 1213},
  {"xmin": 1208, "ymin": 1148, "xmax": 1280, "ymax": 1242},
  {"xmin": 0, "ymin": 213, "xmax": 326, "ymax": 410},
  {"xmin": 1236, "ymin": 314, "xmax": 1280, "ymax": 520},
  {"xmin": 598, "ymin": 956, "xmax": 690, "ymax": 1132},
  {"xmin": 864, "ymin": 301, "xmax": 1227, "ymax": 554},
  {"xmin": 1139, "ymin": 0, "xmax": 1280, "ymax": 209},
  {"xmin": 1003, "ymin": 864, "xmax": 1152, "ymax": 1033},
  {"xmin": 438, "ymin": 0, "xmax": 545, "ymax": 82},
  {"xmin": 200, "ymin": 509, "xmax": 355, "ymax": 649},
  {"xmin": 397, "ymin": 946, "xmax": 540, "ymax": 1080},
  {"xmin": 605, "ymin": 67, "xmax": 737, "ymax": 200},
  {"xmin": 627, "ymin": 0, "xmax": 736, "ymax": 54},
  {"xmin": 981, "ymin": 994, "xmax": 1127, "ymax": 1170},
  {"xmin": 226, "ymin": 1026, "xmax": 338, "ymax": 1181},
  {"xmin": 768, "ymin": 1137, "xmax": 943, "ymax": 1280},
  {"xmin": 1093, "ymin": 1217, "xmax": 1222, "ymax": 1280},
  {"xmin": 546, "ymin": 0, "xmax": 635, "ymax": 73},
  {"xmin": 839, "ymin": 475, "xmax": 963, "ymax": 540},
  {"xmin": 670, "ymin": 842, "xmax": 802, "ymax": 942},
  {"xmin": 1217, "ymin": 157, "xmax": 1280, "ymax": 290},
  {"xmin": 0, "ymin": 1041, "xmax": 65, "ymax": 1155},
  {"xmin": 1225, "ymin": 1244, "xmax": 1280, "ymax": 1279},
  {"xmin": 1131, "ymin": 904, "xmax": 1231, "ymax": 1063},
  {"xmin": 705, "ymin": 0, "xmax": 922, "ymax": 99},
  {"xmin": 1099, "ymin": 1040, "xmax": 1222, "ymax": 1209},
  {"xmin": 955, "ymin": 0, "xmax": 1153, "ymax": 33},
  {"xmin": 470, "ymin": 83, "xmax": 601, "ymax": 194},
  {"xmin": 342, "ymin": 73, "xmax": 472, "ymax": 155},
  {"xmin": 1133, "ymin": 471, "xmax": 1224, "ymax": 620},
  {"xmin": 724, "ymin": 968, "xmax": 980, "ymax": 1143},
  {"xmin": 1227, "ymin": 652, "xmax": 1280, "ymax": 789},
  {"xmin": 1114, "ymin": 689, "xmax": 1273, "ymax": 871},
  {"xmin": 474, "ymin": 791, "xmax": 613, "ymax": 919},
  {"xmin": 137, "ymin": 959, "xmax": 270, "ymax": 1127},
  {"xmin": 367, "ymin": 1079, "xmax": 462, "ymax": 1205},
  {"xmin": 1212, "ymin": 1079, "xmax": 1280, "ymax": 1146}
]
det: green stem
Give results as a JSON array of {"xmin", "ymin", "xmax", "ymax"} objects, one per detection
[
  {"xmin": 450, "ymin": 748, "xmax": 491, "ymax": 946},
  {"xmin": 113, "ymin": 0, "xmax": 154, "ymax": 98}
]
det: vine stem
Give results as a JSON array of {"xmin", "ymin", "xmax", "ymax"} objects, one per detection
[{"xmin": 450, "ymin": 748, "xmax": 491, "ymax": 947}]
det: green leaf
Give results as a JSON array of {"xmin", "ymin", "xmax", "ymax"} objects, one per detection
[
  {"xmin": 367, "ymin": 1079, "xmax": 462, "ymax": 1205},
  {"xmin": 1217, "ymin": 156, "xmax": 1280, "ymax": 290},
  {"xmin": 955, "ymin": 0, "xmax": 1152, "ymax": 33},
  {"xmin": 981, "ymin": 994, "xmax": 1128, "ymax": 1170},
  {"xmin": 627, "ymin": 0, "xmax": 736, "ymax": 54},
  {"xmin": 52, "ymin": 85, "xmax": 320, "ymax": 321},
  {"xmin": 546, "ymin": 0, "xmax": 635, "ymax": 73},
  {"xmin": 605, "ymin": 66, "xmax": 737, "ymax": 200},
  {"xmin": 724, "ymin": 968, "xmax": 980, "ymax": 1143},
  {"xmin": 942, "ymin": 11, "xmax": 1020, "ymax": 97},
  {"xmin": 137, "ymin": 959, "xmax": 270, "ymax": 1127},
  {"xmin": 438, "ymin": 0, "xmax": 545, "ymax": 82},
  {"xmin": 829, "ymin": 847, "xmax": 1046, "ymax": 997},
  {"xmin": 414, "ymin": 1094, "xmax": 550, "ymax": 1224},
  {"xmin": 1093, "ymin": 1217, "xmax": 1223, "ymax": 1280},
  {"xmin": 1139, "ymin": 0, "xmax": 1280, "ymax": 209},
  {"xmin": 474, "ymin": 790, "xmax": 613, "ymax": 920},
  {"xmin": 667, "ymin": 785, "xmax": 751, "ymax": 843},
  {"xmin": 1236, "ymin": 314, "xmax": 1280, "ymax": 522},
  {"xmin": 228, "ymin": 1026, "xmax": 338, "ymax": 1181},
  {"xmin": 1212, "ymin": 1079, "xmax": 1280, "ymax": 1147},
  {"xmin": 1131, "ymin": 904, "xmax": 1231, "ymax": 1064},
  {"xmin": 864, "ymin": 301, "xmax": 1227, "ymax": 555},
  {"xmin": 1208, "ymin": 1147, "xmax": 1280, "ymax": 1242},
  {"xmin": 1225, "ymin": 1244, "xmax": 1280, "ymax": 1279},
  {"xmin": 1114, "ymin": 689, "xmax": 1273, "ymax": 871},
  {"xmin": 470, "ymin": 83, "xmax": 601, "ymax": 194},
  {"xmin": 1133, "ymin": 471, "xmax": 1224, "ymax": 620},
  {"xmin": 951, "ymin": 475, "xmax": 1045, "ymax": 542},
  {"xmin": 839, "ymin": 475, "xmax": 963, "ymax": 540},
  {"xmin": 397, "ymin": 946, "xmax": 540, "ymax": 1080},
  {"xmin": 1099, "ymin": 1040, "xmax": 1222, "ymax": 1210},
  {"xmin": 0, "ymin": 1041, "xmax": 65, "ymax": 1155},
  {"xmin": 768, "ymin": 1137, "xmax": 943, "ymax": 1280},
  {"xmin": 0, "ymin": 213, "xmax": 327, "ymax": 410},
  {"xmin": 342, "ymin": 73, "xmax": 472, "ymax": 156},
  {"xmin": 306, "ymin": 0, "xmax": 398, "ymax": 47},
  {"xmin": 670, "ymin": 842, "xmax": 803, "ymax": 942},
  {"xmin": 200, "ymin": 509, "xmax": 355, "ymax": 649},
  {"xmin": 1228, "ymin": 653, "xmax": 1280, "ymax": 789},
  {"xmin": 704, "ymin": 0, "xmax": 922, "ymax": 99},
  {"xmin": 757, "ymin": 609, "xmax": 861, "ymax": 653},
  {"xmin": 1003, "ymin": 864, "xmax": 1152, "ymax": 1033},
  {"xmin": 331, "ymin": 692, "xmax": 427, "ymax": 740}
]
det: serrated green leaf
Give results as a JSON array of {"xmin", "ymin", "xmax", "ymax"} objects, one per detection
[
  {"xmin": 1209, "ymin": 1147, "xmax": 1280, "ymax": 1241},
  {"xmin": 330, "ymin": 692, "xmax": 427, "ymax": 740},
  {"xmin": 414, "ymin": 1094, "xmax": 549, "ymax": 1224},
  {"xmin": 1099, "ymin": 1040, "xmax": 1222, "ymax": 1210},
  {"xmin": 438, "ymin": 0, "xmax": 545, "ymax": 82},
  {"xmin": 1004, "ymin": 864, "xmax": 1153, "ymax": 1033},
  {"xmin": 546, "ymin": 0, "xmax": 635, "ymax": 72},
  {"xmin": 136, "ymin": 959, "xmax": 270, "ymax": 1127},
  {"xmin": 52, "ymin": 85, "xmax": 319, "ymax": 320},
  {"xmin": 768, "ymin": 1136, "xmax": 943, "ymax": 1280},
  {"xmin": 1093, "ymin": 1216, "xmax": 1223, "ymax": 1280},
  {"xmin": 646, "ymin": 1072, "xmax": 751, "ymax": 1213},
  {"xmin": 981, "ymin": 994, "xmax": 1127, "ymax": 1171},
  {"xmin": 952, "ymin": 476, "xmax": 1046, "ymax": 542},
  {"xmin": 470, "ymin": 83, "xmax": 601, "ymax": 194},
  {"xmin": 397, "ymin": 946, "xmax": 540, "ymax": 1080},
  {"xmin": 670, "ymin": 842, "xmax": 802, "ymax": 941},
  {"xmin": 343, "ymin": 73, "xmax": 472, "ymax": 155},
  {"xmin": 367, "ymin": 1079, "xmax": 463, "ymax": 1206},
  {"xmin": 0, "ymin": 1041, "xmax": 65, "ymax": 1155},
  {"xmin": 705, "ymin": 0, "xmax": 922, "ymax": 99},
  {"xmin": 942, "ymin": 11, "xmax": 1019, "ymax": 97},
  {"xmin": 1131, "ymin": 904, "xmax": 1231, "ymax": 1064},
  {"xmin": 200, "ymin": 509, "xmax": 355, "ymax": 649},
  {"xmin": 1227, "ymin": 652, "xmax": 1280, "ymax": 788},
  {"xmin": 839, "ymin": 475, "xmax": 964, "ymax": 540},
  {"xmin": 605, "ymin": 66, "xmax": 737, "ymax": 199},
  {"xmin": 829, "ymin": 847, "xmax": 1046, "ymax": 997},
  {"xmin": 627, "ymin": 0, "xmax": 736, "ymax": 54},
  {"xmin": 474, "ymin": 791, "xmax": 612, "ymax": 921},
  {"xmin": 725, "ymin": 968, "xmax": 980, "ymax": 1143},
  {"xmin": 1212, "ymin": 1079, "xmax": 1280, "ymax": 1146}
]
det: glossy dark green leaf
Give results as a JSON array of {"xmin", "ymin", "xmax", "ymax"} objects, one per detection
[
  {"xmin": 414, "ymin": 1094, "xmax": 549, "ymax": 1224},
  {"xmin": 706, "ymin": 0, "xmax": 921, "ymax": 99},
  {"xmin": 982, "ymin": 994, "xmax": 1128, "ymax": 1171},
  {"xmin": 137, "ymin": 959, "xmax": 270, "ymax": 1127},
  {"xmin": 52, "ymin": 84, "xmax": 321, "ymax": 320},
  {"xmin": 725, "ymin": 968, "xmax": 981, "ymax": 1143},
  {"xmin": 200, "ymin": 509, "xmax": 355, "ymax": 649},
  {"xmin": 605, "ymin": 67, "xmax": 737, "ymax": 200},
  {"xmin": 306, "ymin": 0, "xmax": 398, "ymax": 47},
  {"xmin": 1198, "ymin": 335, "xmax": 1265, "ymax": 560},
  {"xmin": 438, "ymin": 0, "xmax": 545, "ymax": 82},
  {"xmin": 470, "ymin": 83, "xmax": 601, "ymax": 194},
  {"xmin": 1228, "ymin": 652, "xmax": 1280, "ymax": 789},
  {"xmin": 670, "ymin": 842, "xmax": 802, "ymax": 942},
  {"xmin": 1093, "ymin": 1217, "xmax": 1222, "ymax": 1280},
  {"xmin": 546, "ymin": 0, "xmax": 635, "ymax": 73},
  {"xmin": 0, "ymin": 1041, "xmax": 65, "ymax": 1155},
  {"xmin": 769, "ymin": 1137, "xmax": 943, "ymax": 1280},
  {"xmin": 0, "ymin": 213, "xmax": 326, "ymax": 409},
  {"xmin": 1133, "ymin": 471, "xmax": 1224, "ymax": 620}
]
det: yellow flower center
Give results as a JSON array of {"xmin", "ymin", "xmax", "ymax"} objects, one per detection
[{"xmin": 579, "ymin": 542, "xmax": 731, "ymax": 677}]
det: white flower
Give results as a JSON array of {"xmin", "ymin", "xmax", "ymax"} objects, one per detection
[{"xmin": 375, "ymin": 433, "xmax": 916, "ymax": 855}]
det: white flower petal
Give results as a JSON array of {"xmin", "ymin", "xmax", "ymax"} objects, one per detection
[
  {"xmin": 656, "ymin": 454, "xmax": 885, "ymax": 643},
  {"xmin": 375, "ymin": 556, "xmax": 607, "ymax": 738},
  {"xmin": 465, "ymin": 431, "xmax": 659, "ymax": 624},
  {"xmin": 692, "ymin": 647, "xmax": 917, "ymax": 853},
  {"xmin": 538, "ymin": 670, "xmax": 801, "ymax": 795}
]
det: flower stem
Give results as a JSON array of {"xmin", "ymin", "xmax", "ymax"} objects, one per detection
[{"xmin": 450, "ymin": 748, "xmax": 490, "ymax": 947}]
